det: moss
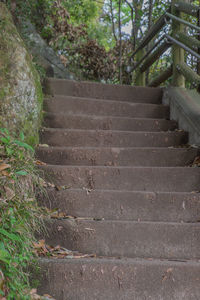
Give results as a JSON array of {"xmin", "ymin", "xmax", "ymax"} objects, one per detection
[{"xmin": 22, "ymin": 118, "xmax": 40, "ymax": 146}]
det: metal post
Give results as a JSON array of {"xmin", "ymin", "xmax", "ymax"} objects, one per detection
[{"xmin": 172, "ymin": 0, "xmax": 185, "ymax": 87}]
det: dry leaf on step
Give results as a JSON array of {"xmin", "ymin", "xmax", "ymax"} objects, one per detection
[{"xmin": 0, "ymin": 163, "xmax": 11, "ymax": 172}]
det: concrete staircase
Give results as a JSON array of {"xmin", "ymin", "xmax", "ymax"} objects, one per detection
[{"xmin": 37, "ymin": 79, "xmax": 200, "ymax": 300}]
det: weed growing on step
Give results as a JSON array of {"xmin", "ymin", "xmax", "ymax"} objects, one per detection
[{"xmin": 0, "ymin": 128, "xmax": 45, "ymax": 299}]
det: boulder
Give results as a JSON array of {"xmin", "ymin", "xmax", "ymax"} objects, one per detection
[
  {"xmin": 20, "ymin": 21, "xmax": 74, "ymax": 80},
  {"xmin": 0, "ymin": 3, "xmax": 43, "ymax": 145}
]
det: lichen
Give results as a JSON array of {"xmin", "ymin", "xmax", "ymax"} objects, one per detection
[{"xmin": 0, "ymin": 3, "xmax": 43, "ymax": 145}]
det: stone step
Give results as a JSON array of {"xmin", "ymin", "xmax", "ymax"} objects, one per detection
[
  {"xmin": 44, "ymin": 78, "xmax": 163, "ymax": 103},
  {"xmin": 40, "ymin": 165, "xmax": 200, "ymax": 192},
  {"xmin": 39, "ymin": 189, "xmax": 200, "ymax": 223},
  {"xmin": 38, "ymin": 257, "xmax": 200, "ymax": 300},
  {"xmin": 44, "ymin": 97, "xmax": 169, "ymax": 119},
  {"xmin": 44, "ymin": 113, "xmax": 177, "ymax": 131},
  {"xmin": 40, "ymin": 129, "xmax": 188, "ymax": 148},
  {"xmin": 36, "ymin": 147, "xmax": 198, "ymax": 166},
  {"xmin": 42, "ymin": 219, "xmax": 200, "ymax": 260}
]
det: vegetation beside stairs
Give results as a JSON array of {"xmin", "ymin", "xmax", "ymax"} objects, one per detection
[
  {"xmin": 0, "ymin": 129, "xmax": 55, "ymax": 299},
  {"xmin": 0, "ymin": 3, "xmax": 54, "ymax": 299}
]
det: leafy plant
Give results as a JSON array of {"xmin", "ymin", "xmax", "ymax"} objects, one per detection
[{"xmin": 0, "ymin": 128, "xmax": 45, "ymax": 299}]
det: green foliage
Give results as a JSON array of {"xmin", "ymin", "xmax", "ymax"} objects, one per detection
[
  {"xmin": 64, "ymin": 0, "xmax": 101, "ymax": 25},
  {"xmin": 0, "ymin": 128, "xmax": 44, "ymax": 299},
  {"xmin": 8, "ymin": 0, "xmax": 197, "ymax": 85}
]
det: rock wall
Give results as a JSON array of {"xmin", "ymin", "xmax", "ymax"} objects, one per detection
[{"xmin": 0, "ymin": 3, "xmax": 43, "ymax": 145}]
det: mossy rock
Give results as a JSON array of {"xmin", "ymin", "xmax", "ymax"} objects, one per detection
[{"xmin": 0, "ymin": 3, "xmax": 43, "ymax": 145}]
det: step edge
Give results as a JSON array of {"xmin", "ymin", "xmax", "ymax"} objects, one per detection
[
  {"xmin": 40, "ymin": 128, "xmax": 187, "ymax": 135},
  {"xmin": 46, "ymin": 77, "xmax": 163, "ymax": 91},
  {"xmin": 44, "ymin": 112, "xmax": 176, "ymax": 122},
  {"xmin": 38, "ymin": 256, "xmax": 200, "ymax": 266},
  {"xmin": 44, "ymin": 95, "xmax": 165, "ymax": 107},
  {"xmin": 40, "ymin": 165, "xmax": 197, "ymax": 170},
  {"xmin": 46, "ymin": 218, "xmax": 200, "ymax": 226},
  {"xmin": 36, "ymin": 146, "xmax": 197, "ymax": 151},
  {"xmin": 42, "ymin": 187, "xmax": 200, "ymax": 196}
]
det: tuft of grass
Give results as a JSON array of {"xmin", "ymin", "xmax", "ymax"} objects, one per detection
[{"xmin": 0, "ymin": 128, "xmax": 45, "ymax": 299}]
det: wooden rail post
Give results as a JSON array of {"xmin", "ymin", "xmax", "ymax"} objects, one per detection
[
  {"xmin": 135, "ymin": 48, "xmax": 145, "ymax": 86},
  {"xmin": 172, "ymin": 0, "xmax": 185, "ymax": 87}
]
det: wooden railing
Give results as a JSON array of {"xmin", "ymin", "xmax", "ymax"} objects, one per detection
[{"xmin": 132, "ymin": 0, "xmax": 200, "ymax": 89}]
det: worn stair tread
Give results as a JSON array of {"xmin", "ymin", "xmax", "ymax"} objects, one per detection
[
  {"xmin": 38, "ymin": 257, "xmax": 200, "ymax": 300},
  {"xmin": 44, "ymin": 96, "xmax": 169, "ymax": 119},
  {"xmin": 40, "ymin": 128, "xmax": 188, "ymax": 147},
  {"xmin": 38, "ymin": 78, "xmax": 200, "ymax": 299},
  {"xmin": 44, "ymin": 112, "xmax": 178, "ymax": 131},
  {"xmin": 39, "ymin": 188, "xmax": 200, "ymax": 222},
  {"xmin": 45, "ymin": 78, "xmax": 163, "ymax": 103},
  {"xmin": 39, "ymin": 165, "xmax": 200, "ymax": 192},
  {"xmin": 36, "ymin": 146, "xmax": 198, "ymax": 166},
  {"xmin": 42, "ymin": 218, "xmax": 200, "ymax": 260}
]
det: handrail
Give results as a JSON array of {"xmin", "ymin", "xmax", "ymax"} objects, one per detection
[
  {"xmin": 175, "ymin": 32, "xmax": 200, "ymax": 51},
  {"xmin": 174, "ymin": 2, "xmax": 199, "ymax": 17},
  {"xmin": 177, "ymin": 62, "xmax": 200, "ymax": 85},
  {"xmin": 132, "ymin": 36, "xmax": 166, "ymax": 71},
  {"xmin": 166, "ymin": 12, "xmax": 200, "ymax": 32},
  {"xmin": 132, "ymin": 0, "xmax": 200, "ymax": 89},
  {"xmin": 149, "ymin": 65, "xmax": 173, "ymax": 87},
  {"xmin": 131, "ymin": 14, "xmax": 168, "ymax": 58},
  {"xmin": 140, "ymin": 40, "xmax": 171, "ymax": 73},
  {"xmin": 166, "ymin": 34, "xmax": 200, "ymax": 60}
]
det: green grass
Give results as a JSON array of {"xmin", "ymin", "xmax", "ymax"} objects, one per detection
[{"xmin": 0, "ymin": 128, "xmax": 45, "ymax": 299}]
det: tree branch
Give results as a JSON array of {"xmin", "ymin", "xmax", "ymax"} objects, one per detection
[{"xmin": 109, "ymin": 0, "xmax": 117, "ymax": 41}]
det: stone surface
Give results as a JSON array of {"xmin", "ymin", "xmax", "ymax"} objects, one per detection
[
  {"xmin": 37, "ymin": 78, "xmax": 200, "ymax": 299},
  {"xmin": 20, "ymin": 21, "xmax": 74, "ymax": 80},
  {"xmin": 163, "ymin": 87, "xmax": 200, "ymax": 146},
  {"xmin": 40, "ymin": 128, "xmax": 188, "ymax": 147},
  {"xmin": 44, "ymin": 113, "xmax": 177, "ymax": 131},
  {"xmin": 38, "ymin": 258, "xmax": 200, "ymax": 300},
  {"xmin": 44, "ymin": 96, "xmax": 169, "ymax": 118},
  {"xmin": 44, "ymin": 78, "xmax": 163, "ymax": 103},
  {"xmin": 0, "ymin": 3, "xmax": 43, "ymax": 144},
  {"xmin": 36, "ymin": 146, "xmax": 198, "ymax": 166},
  {"xmin": 39, "ymin": 189, "xmax": 200, "ymax": 222},
  {"xmin": 40, "ymin": 165, "xmax": 200, "ymax": 192},
  {"xmin": 44, "ymin": 219, "xmax": 200, "ymax": 259}
]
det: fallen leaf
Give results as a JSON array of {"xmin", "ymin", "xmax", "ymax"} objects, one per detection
[
  {"xmin": 85, "ymin": 228, "xmax": 95, "ymax": 231},
  {"xmin": 29, "ymin": 288, "xmax": 56, "ymax": 300},
  {"xmin": 162, "ymin": 268, "xmax": 173, "ymax": 282},
  {"xmin": 57, "ymin": 226, "xmax": 63, "ymax": 231},
  {"xmin": 191, "ymin": 156, "xmax": 200, "ymax": 167},
  {"xmin": 55, "ymin": 185, "xmax": 71, "ymax": 191},
  {"xmin": 0, "ymin": 163, "xmax": 11, "ymax": 172},
  {"xmin": 1, "ymin": 170, "xmax": 10, "ymax": 177},
  {"xmin": 33, "ymin": 240, "xmax": 46, "ymax": 249},
  {"xmin": 4, "ymin": 186, "xmax": 15, "ymax": 200},
  {"xmin": 50, "ymin": 211, "xmax": 75, "ymax": 219},
  {"xmin": 0, "ymin": 269, "xmax": 5, "ymax": 290},
  {"xmin": 43, "ymin": 295, "xmax": 56, "ymax": 300},
  {"xmin": 33, "ymin": 239, "xmax": 96, "ymax": 260},
  {"xmin": 83, "ymin": 187, "xmax": 92, "ymax": 194},
  {"xmin": 38, "ymin": 144, "xmax": 49, "ymax": 148},
  {"xmin": 35, "ymin": 160, "xmax": 47, "ymax": 166}
]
